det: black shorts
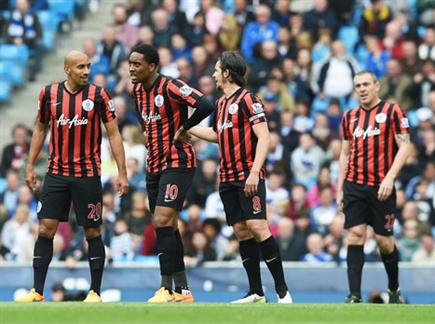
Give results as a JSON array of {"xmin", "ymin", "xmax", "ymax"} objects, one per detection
[
  {"xmin": 146, "ymin": 168, "xmax": 195, "ymax": 214},
  {"xmin": 38, "ymin": 173, "xmax": 103, "ymax": 227},
  {"xmin": 343, "ymin": 180, "xmax": 396, "ymax": 236},
  {"xmin": 219, "ymin": 180, "xmax": 267, "ymax": 226}
]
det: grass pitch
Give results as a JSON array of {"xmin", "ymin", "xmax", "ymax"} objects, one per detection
[{"xmin": 1, "ymin": 303, "xmax": 434, "ymax": 324}]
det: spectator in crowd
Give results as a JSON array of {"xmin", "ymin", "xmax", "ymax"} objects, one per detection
[
  {"xmin": 112, "ymin": 3, "xmax": 139, "ymax": 51},
  {"xmin": 186, "ymin": 12, "xmax": 207, "ymax": 48},
  {"xmin": 418, "ymin": 27, "xmax": 435, "ymax": 61},
  {"xmin": 191, "ymin": 46, "xmax": 214, "ymax": 85},
  {"xmin": 0, "ymin": 170, "xmax": 20, "ymax": 218},
  {"xmin": 110, "ymin": 218, "xmax": 134, "ymax": 262},
  {"xmin": 315, "ymin": 40, "xmax": 359, "ymax": 100},
  {"xmin": 287, "ymin": 183, "xmax": 310, "ymax": 221},
  {"xmin": 282, "ymin": 58, "xmax": 312, "ymax": 103},
  {"xmin": 311, "ymin": 185, "xmax": 336, "ymax": 235},
  {"xmin": 411, "ymin": 232, "xmax": 435, "ymax": 263},
  {"xmin": 121, "ymin": 125, "xmax": 146, "ymax": 172},
  {"xmin": 158, "ymin": 47, "xmax": 179, "ymax": 78},
  {"xmin": 301, "ymin": 233, "xmax": 333, "ymax": 263},
  {"xmin": 202, "ymin": 218, "xmax": 230, "ymax": 261},
  {"xmin": 380, "ymin": 21, "xmax": 405, "ymax": 59},
  {"xmin": 303, "ymin": 0, "xmax": 338, "ymax": 42},
  {"xmin": 126, "ymin": 158, "xmax": 146, "ymax": 193},
  {"xmin": 233, "ymin": 0, "xmax": 255, "ymax": 30},
  {"xmin": 276, "ymin": 217, "xmax": 307, "ymax": 261},
  {"xmin": 364, "ymin": 35, "xmax": 390, "ymax": 80},
  {"xmin": 241, "ymin": 4, "xmax": 279, "ymax": 62},
  {"xmin": 359, "ymin": 0, "xmax": 392, "ymax": 39},
  {"xmin": 171, "ymin": 33, "xmax": 191, "ymax": 61},
  {"xmin": 163, "ymin": 0, "xmax": 189, "ymax": 37},
  {"xmin": 2, "ymin": 0, "xmax": 43, "ymax": 80},
  {"xmin": 401, "ymin": 40, "xmax": 422, "ymax": 77},
  {"xmin": 379, "ymin": 58, "xmax": 413, "ymax": 110},
  {"xmin": 176, "ymin": 57, "xmax": 196, "ymax": 86},
  {"xmin": 409, "ymin": 61, "xmax": 435, "ymax": 109},
  {"xmin": 291, "ymin": 132, "xmax": 326, "ymax": 189},
  {"xmin": 249, "ymin": 40, "xmax": 280, "ymax": 92},
  {"xmin": 136, "ymin": 25, "xmax": 154, "ymax": 46},
  {"xmin": 124, "ymin": 191, "xmax": 151, "ymax": 239},
  {"xmin": 218, "ymin": 14, "xmax": 242, "ymax": 51},
  {"xmin": 279, "ymin": 111, "xmax": 300, "ymax": 163},
  {"xmin": 187, "ymin": 231, "xmax": 217, "ymax": 265},
  {"xmin": 199, "ymin": 0, "xmax": 224, "ymax": 36},
  {"xmin": 266, "ymin": 132, "xmax": 285, "ymax": 172},
  {"xmin": 398, "ymin": 219, "xmax": 421, "ymax": 261},
  {"xmin": 0, "ymin": 124, "xmax": 29, "ymax": 177},
  {"xmin": 323, "ymin": 214, "xmax": 344, "ymax": 263},
  {"xmin": 203, "ymin": 182, "xmax": 226, "ymax": 222},
  {"xmin": 187, "ymin": 158, "xmax": 218, "ymax": 208},
  {"xmin": 272, "ymin": 0, "xmax": 294, "ymax": 27},
  {"xmin": 151, "ymin": 8, "xmax": 173, "ymax": 49},
  {"xmin": 96, "ymin": 25, "xmax": 126, "ymax": 75},
  {"xmin": 126, "ymin": 0, "xmax": 155, "ymax": 27}
]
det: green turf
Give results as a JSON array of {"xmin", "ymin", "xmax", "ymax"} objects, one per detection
[{"xmin": 1, "ymin": 303, "xmax": 434, "ymax": 324}]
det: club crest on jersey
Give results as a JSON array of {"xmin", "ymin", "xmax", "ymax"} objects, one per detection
[
  {"xmin": 155, "ymin": 95, "xmax": 164, "ymax": 107},
  {"xmin": 180, "ymin": 85, "xmax": 193, "ymax": 97},
  {"xmin": 375, "ymin": 113, "xmax": 387, "ymax": 123},
  {"xmin": 401, "ymin": 117, "xmax": 409, "ymax": 128},
  {"xmin": 82, "ymin": 99, "xmax": 94, "ymax": 111},
  {"xmin": 229, "ymin": 103, "xmax": 238, "ymax": 114},
  {"xmin": 252, "ymin": 103, "xmax": 263, "ymax": 114},
  {"xmin": 108, "ymin": 99, "xmax": 115, "ymax": 111}
]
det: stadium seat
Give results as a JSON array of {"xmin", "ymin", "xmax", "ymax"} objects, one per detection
[
  {"xmin": 37, "ymin": 11, "xmax": 59, "ymax": 50},
  {"xmin": 0, "ymin": 44, "xmax": 29, "ymax": 66},
  {"xmin": 338, "ymin": 26, "xmax": 359, "ymax": 55},
  {"xmin": 0, "ymin": 61, "xmax": 25, "ymax": 86},
  {"xmin": 47, "ymin": 0, "xmax": 75, "ymax": 22},
  {"xmin": 0, "ymin": 79, "xmax": 12, "ymax": 103}
]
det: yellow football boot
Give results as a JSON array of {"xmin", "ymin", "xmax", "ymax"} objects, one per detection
[
  {"xmin": 173, "ymin": 289, "xmax": 194, "ymax": 303},
  {"xmin": 15, "ymin": 289, "xmax": 44, "ymax": 302},
  {"xmin": 147, "ymin": 287, "xmax": 174, "ymax": 304},
  {"xmin": 83, "ymin": 290, "xmax": 102, "ymax": 303}
]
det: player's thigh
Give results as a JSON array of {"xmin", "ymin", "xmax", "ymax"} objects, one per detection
[
  {"xmin": 70, "ymin": 176, "xmax": 103, "ymax": 227},
  {"xmin": 146, "ymin": 173, "xmax": 161, "ymax": 214},
  {"xmin": 367, "ymin": 186, "xmax": 396, "ymax": 236},
  {"xmin": 38, "ymin": 174, "xmax": 71, "ymax": 222},
  {"xmin": 156, "ymin": 168, "xmax": 195, "ymax": 211},
  {"xmin": 219, "ymin": 182, "xmax": 242, "ymax": 226},
  {"xmin": 343, "ymin": 181, "xmax": 370, "ymax": 230},
  {"xmin": 239, "ymin": 180, "xmax": 267, "ymax": 223}
]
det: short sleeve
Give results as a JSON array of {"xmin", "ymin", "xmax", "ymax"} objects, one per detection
[
  {"xmin": 37, "ymin": 86, "xmax": 50, "ymax": 124},
  {"xmin": 100, "ymin": 88, "xmax": 116, "ymax": 123},
  {"xmin": 167, "ymin": 79, "xmax": 203, "ymax": 107},
  {"xmin": 241, "ymin": 94, "xmax": 267, "ymax": 125},
  {"xmin": 391, "ymin": 104, "xmax": 409, "ymax": 135},
  {"xmin": 340, "ymin": 111, "xmax": 349, "ymax": 140}
]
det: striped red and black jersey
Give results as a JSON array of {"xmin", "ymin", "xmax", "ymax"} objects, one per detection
[
  {"xmin": 341, "ymin": 100, "xmax": 409, "ymax": 186},
  {"xmin": 132, "ymin": 75, "xmax": 203, "ymax": 173},
  {"xmin": 37, "ymin": 82, "xmax": 116, "ymax": 177},
  {"xmin": 213, "ymin": 87, "xmax": 267, "ymax": 183}
]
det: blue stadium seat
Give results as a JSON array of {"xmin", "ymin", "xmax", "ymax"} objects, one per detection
[
  {"xmin": 0, "ymin": 61, "xmax": 25, "ymax": 86},
  {"xmin": 47, "ymin": 0, "xmax": 75, "ymax": 22},
  {"xmin": 0, "ymin": 45, "xmax": 29, "ymax": 66},
  {"xmin": 37, "ymin": 11, "xmax": 59, "ymax": 50},
  {"xmin": 338, "ymin": 26, "xmax": 359, "ymax": 55},
  {"xmin": 0, "ymin": 79, "xmax": 12, "ymax": 103}
]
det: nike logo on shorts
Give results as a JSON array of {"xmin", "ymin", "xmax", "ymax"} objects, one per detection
[{"xmin": 253, "ymin": 210, "xmax": 262, "ymax": 215}]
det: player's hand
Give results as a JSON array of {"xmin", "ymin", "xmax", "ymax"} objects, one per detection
[
  {"xmin": 244, "ymin": 171, "xmax": 259, "ymax": 197},
  {"xmin": 378, "ymin": 175, "xmax": 394, "ymax": 201},
  {"xmin": 143, "ymin": 132, "xmax": 148, "ymax": 146},
  {"xmin": 25, "ymin": 164, "xmax": 37, "ymax": 192},
  {"xmin": 336, "ymin": 190, "xmax": 344, "ymax": 213},
  {"xmin": 116, "ymin": 174, "xmax": 129, "ymax": 197},
  {"xmin": 173, "ymin": 128, "xmax": 191, "ymax": 144}
]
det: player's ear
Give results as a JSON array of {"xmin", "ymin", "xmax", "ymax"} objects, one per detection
[{"xmin": 64, "ymin": 65, "xmax": 70, "ymax": 76}]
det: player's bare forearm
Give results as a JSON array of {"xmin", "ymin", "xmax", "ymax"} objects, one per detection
[
  {"xmin": 386, "ymin": 133, "xmax": 412, "ymax": 180},
  {"xmin": 188, "ymin": 126, "xmax": 218, "ymax": 143},
  {"xmin": 251, "ymin": 123, "xmax": 270, "ymax": 174},
  {"xmin": 105, "ymin": 121, "xmax": 127, "ymax": 176},
  {"xmin": 27, "ymin": 122, "xmax": 47, "ymax": 167}
]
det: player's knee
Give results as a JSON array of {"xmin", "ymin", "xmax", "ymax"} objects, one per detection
[
  {"xmin": 246, "ymin": 220, "xmax": 270, "ymax": 241},
  {"xmin": 38, "ymin": 223, "xmax": 57, "ymax": 239},
  {"xmin": 84, "ymin": 226, "xmax": 101, "ymax": 240},
  {"xmin": 347, "ymin": 229, "xmax": 365, "ymax": 244},
  {"xmin": 153, "ymin": 208, "xmax": 175, "ymax": 227},
  {"xmin": 376, "ymin": 235, "xmax": 394, "ymax": 253},
  {"xmin": 233, "ymin": 222, "xmax": 252, "ymax": 241}
]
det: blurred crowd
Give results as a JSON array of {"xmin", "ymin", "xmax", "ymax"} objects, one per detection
[{"xmin": 0, "ymin": 0, "xmax": 434, "ymax": 267}]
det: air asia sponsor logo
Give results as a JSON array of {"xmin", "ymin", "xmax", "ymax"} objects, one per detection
[
  {"xmin": 141, "ymin": 111, "xmax": 162, "ymax": 124},
  {"xmin": 56, "ymin": 114, "xmax": 88, "ymax": 128},
  {"xmin": 217, "ymin": 120, "xmax": 233, "ymax": 130},
  {"xmin": 353, "ymin": 125, "xmax": 381, "ymax": 139}
]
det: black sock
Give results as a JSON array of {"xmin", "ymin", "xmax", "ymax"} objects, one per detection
[
  {"xmin": 156, "ymin": 226, "xmax": 176, "ymax": 291},
  {"xmin": 33, "ymin": 235, "xmax": 53, "ymax": 295},
  {"xmin": 173, "ymin": 230, "xmax": 188, "ymax": 293},
  {"xmin": 258, "ymin": 236, "xmax": 288, "ymax": 298},
  {"xmin": 381, "ymin": 245, "xmax": 399, "ymax": 292},
  {"xmin": 347, "ymin": 245, "xmax": 364, "ymax": 298},
  {"xmin": 239, "ymin": 238, "xmax": 263, "ymax": 296},
  {"xmin": 87, "ymin": 235, "xmax": 105, "ymax": 295}
]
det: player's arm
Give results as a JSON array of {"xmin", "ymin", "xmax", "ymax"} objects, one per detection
[
  {"xmin": 336, "ymin": 139, "xmax": 350, "ymax": 212},
  {"xmin": 244, "ymin": 122, "xmax": 270, "ymax": 197},
  {"xmin": 104, "ymin": 120, "xmax": 129, "ymax": 196},
  {"xmin": 25, "ymin": 121, "xmax": 48, "ymax": 191},
  {"xmin": 378, "ymin": 133, "xmax": 412, "ymax": 201},
  {"xmin": 188, "ymin": 126, "xmax": 218, "ymax": 143}
]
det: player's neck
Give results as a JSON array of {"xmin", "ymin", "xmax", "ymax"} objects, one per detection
[
  {"xmin": 361, "ymin": 98, "xmax": 381, "ymax": 110},
  {"xmin": 65, "ymin": 80, "xmax": 84, "ymax": 94},
  {"xmin": 222, "ymin": 83, "xmax": 241, "ymax": 98},
  {"xmin": 142, "ymin": 72, "xmax": 159, "ymax": 89}
]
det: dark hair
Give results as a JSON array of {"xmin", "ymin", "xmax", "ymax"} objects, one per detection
[
  {"xmin": 219, "ymin": 51, "xmax": 246, "ymax": 86},
  {"xmin": 130, "ymin": 43, "xmax": 160, "ymax": 66}
]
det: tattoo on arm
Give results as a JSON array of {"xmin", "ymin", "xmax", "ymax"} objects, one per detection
[{"xmin": 396, "ymin": 134, "xmax": 410, "ymax": 145}]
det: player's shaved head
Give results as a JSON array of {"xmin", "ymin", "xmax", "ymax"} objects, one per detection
[{"xmin": 64, "ymin": 50, "xmax": 89, "ymax": 67}]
